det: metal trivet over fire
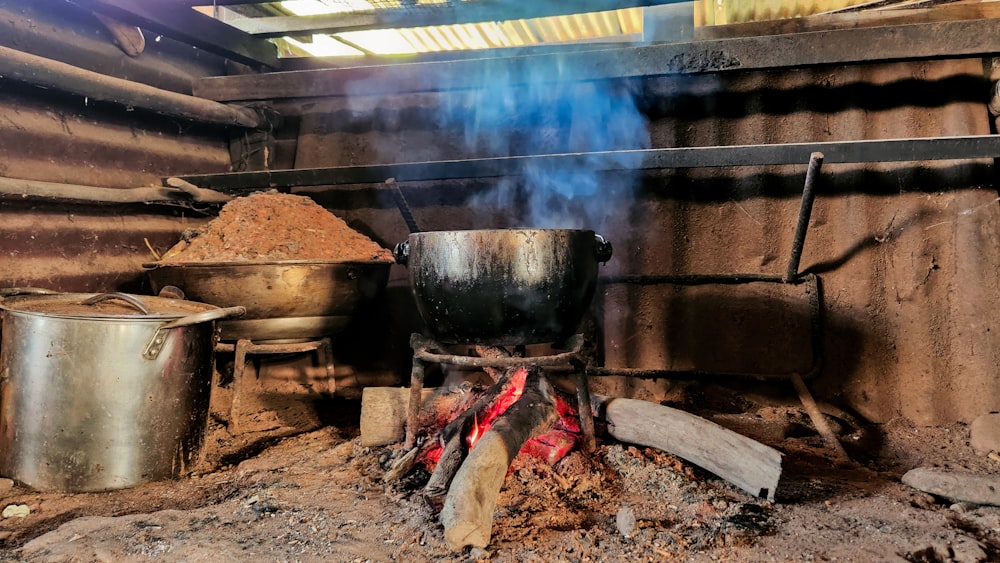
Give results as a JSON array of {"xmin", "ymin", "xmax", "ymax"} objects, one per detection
[{"xmin": 404, "ymin": 333, "xmax": 596, "ymax": 453}]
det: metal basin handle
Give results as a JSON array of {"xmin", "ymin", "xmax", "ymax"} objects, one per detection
[{"xmin": 143, "ymin": 306, "xmax": 246, "ymax": 360}]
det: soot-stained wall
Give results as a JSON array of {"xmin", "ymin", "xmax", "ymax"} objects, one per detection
[
  {"xmin": 0, "ymin": 0, "xmax": 230, "ymax": 293},
  {"xmin": 286, "ymin": 56, "xmax": 1000, "ymax": 426}
]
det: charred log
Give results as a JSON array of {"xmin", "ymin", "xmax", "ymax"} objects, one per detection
[
  {"xmin": 424, "ymin": 367, "xmax": 529, "ymax": 498},
  {"xmin": 361, "ymin": 384, "xmax": 478, "ymax": 448},
  {"xmin": 594, "ymin": 396, "xmax": 783, "ymax": 501},
  {"xmin": 440, "ymin": 369, "xmax": 557, "ymax": 550}
]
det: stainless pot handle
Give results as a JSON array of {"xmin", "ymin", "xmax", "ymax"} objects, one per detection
[
  {"xmin": 81, "ymin": 292, "xmax": 151, "ymax": 314},
  {"xmin": 143, "ymin": 306, "xmax": 246, "ymax": 360},
  {"xmin": 156, "ymin": 306, "xmax": 246, "ymax": 330}
]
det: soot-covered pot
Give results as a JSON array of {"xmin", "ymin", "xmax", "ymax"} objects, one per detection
[{"xmin": 394, "ymin": 228, "xmax": 612, "ymax": 346}]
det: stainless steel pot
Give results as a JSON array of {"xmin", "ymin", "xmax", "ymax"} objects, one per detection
[
  {"xmin": 143, "ymin": 261, "xmax": 391, "ymax": 342},
  {"xmin": 394, "ymin": 229, "xmax": 612, "ymax": 345},
  {"xmin": 0, "ymin": 292, "xmax": 244, "ymax": 492}
]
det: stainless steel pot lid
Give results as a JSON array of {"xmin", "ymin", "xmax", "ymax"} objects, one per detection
[{"xmin": 0, "ymin": 292, "xmax": 217, "ymax": 320}]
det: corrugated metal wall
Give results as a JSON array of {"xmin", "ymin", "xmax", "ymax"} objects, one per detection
[
  {"xmin": 0, "ymin": 0, "xmax": 231, "ymax": 292},
  {"xmin": 5, "ymin": 0, "xmax": 996, "ymax": 425},
  {"xmin": 599, "ymin": 58, "xmax": 999, "ymax": 425},
  {"xmin": 293, "ymin": 56, "xmax": 1000, "ymax": 425}
]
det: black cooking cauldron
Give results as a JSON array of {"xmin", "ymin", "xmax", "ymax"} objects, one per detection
[{"xmin": 394, "ymin": 229, "xmax": 612, "ymax": 346}]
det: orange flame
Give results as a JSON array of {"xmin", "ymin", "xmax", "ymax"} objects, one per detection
[
  {"xmin": 421, "ymin": 367, "xmax": 584, "ymax": 470},
  {"xmin": 465, "ymin": 367, "xmax": 528, "ymax": 450}
]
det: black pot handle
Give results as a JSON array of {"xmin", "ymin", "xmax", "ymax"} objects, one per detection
[
  {"xmin": 393, "ymin": 241, "xmax": 410, "ymax": 266},
  {"xmin": 594, "ymin": 234, "xmax": 613, "ymax": 263}
]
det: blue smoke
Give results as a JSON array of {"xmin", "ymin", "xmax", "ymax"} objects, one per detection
[{"xmin": 442, "ymin": 56, "xmax": 651, "ymax": 229}]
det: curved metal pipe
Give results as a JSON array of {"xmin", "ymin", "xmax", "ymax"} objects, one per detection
[{"xmin": 0, "ymin": 45, "xmax": 268, "ymax": 129}]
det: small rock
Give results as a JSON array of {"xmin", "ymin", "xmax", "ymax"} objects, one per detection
[
  {"xmin": 615, "ymin": 505, "xmax": 636, "ymax": 539},
  {"xmin": 0, "ymin": 478, "xmax": 14, "ymax": 495},
  {"xmin": 2, "ymin": 504, "xmax": 29, "ymax": 519},
  {"xmin": 970, "ymin": 412, "xmax": 1000, "ymax": 454},
  {"xmin": 950, "ymin": 502, "xmax": 977, "ymax": 513},
  {"xmin": 467, "ymin": 546, "xmax": 489, "ymax": 560}
]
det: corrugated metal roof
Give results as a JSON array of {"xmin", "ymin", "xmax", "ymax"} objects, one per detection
[
  {"xmin": 199, "ymin": 2, "xmax": 644, "ymax": 57},
  {"xmin": 345, "ymin": 8, "xmax": 643, "ymax": 55},
  {"xmin": 695, "ymin": 0, "xmax": 962, "ymax": 25}
]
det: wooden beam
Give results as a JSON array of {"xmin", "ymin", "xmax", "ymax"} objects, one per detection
[
  {"xmin": 71, "ymin": 0, "xmax": 279, "ymax": 69},
  {"xmin": 694, "ymin": 1, "xmax": 1000, "ymax": 40},
  {"xmin": 194, "ymin": 17, "xmax": 1000, "ymax": 101},
  {"xmin": 596, "ymin": 397, "xmax": 783, "ymax": 501},
  {"xmin": 0, "ymin": 176, "xmax": 230, "ymax": 205},
  {"xmin": 224, "ymin": 0, "xmax": 690, "ymax": 38}
]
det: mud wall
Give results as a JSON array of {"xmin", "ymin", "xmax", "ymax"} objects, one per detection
[
  {"xmin": 284, "ymin": 57, "xmax": 1000, "ymax": 426},
  {"xmin": 2, "ymin": 0, "xmax": 998, "ymax": 426}
]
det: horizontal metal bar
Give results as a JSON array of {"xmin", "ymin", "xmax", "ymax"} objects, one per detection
[
  {"xmin": 170, "ymin": 135, "xmax": 1000, "ymax": 192},
  {"xmin": 600, "ymin": 274, "xmax": 788, "ymax": 285},
  {"xmin": 195, "ymin": 18, "xmax": 1000, "ymax": 101}
]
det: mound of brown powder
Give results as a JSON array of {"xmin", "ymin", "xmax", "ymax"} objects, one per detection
[{"xmin": 160, "ymin": 191, "xmax": 394, "ymax": 263}]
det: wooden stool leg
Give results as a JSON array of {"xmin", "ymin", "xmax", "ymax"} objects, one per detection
[
  {"xmin": 230, "ymin": 339, "xmax": 253, "ymax": 435},
  {"xmin": 572, "ymin": 358, "xmax": 596, "ymax": 452},
  {"xmin": 316, "ymin": 337, "xmax": 336, "ymax": 395},
  {"xmin": 405, "ymin": 357, "xmax": 425, "ymax": 450}
]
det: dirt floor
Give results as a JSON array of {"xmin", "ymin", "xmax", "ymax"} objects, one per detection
[{"xmin": 1, "ymin": 386, "xmax": 999, "ymax": 563}]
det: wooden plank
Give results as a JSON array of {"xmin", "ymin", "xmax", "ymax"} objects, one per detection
[
  {"xmin": 225, "ymin": 0, "xmax": 690, "ymax": 38},
  {"xmin": 72, "ymin": 0, "xmax": 279, "ymax": 68},
  {"xmin": 194, "ymin": 17, "xmax": 1000, "ymax": 101},
  {"xmin": 695, "ymin": 2, "xmax": 1000, "ymax": 39},
  {"xmin": 360, "ymin": 387, "xmax": 436, "ymax": 447}
]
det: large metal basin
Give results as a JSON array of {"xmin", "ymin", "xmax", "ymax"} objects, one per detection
[
  {"xmin": 143, "ymin": 260, "xmax": 391, "ymax": 342},
  {"xmin": 394, "ymin": 229, "xmax": 612, "ymax": 346}
]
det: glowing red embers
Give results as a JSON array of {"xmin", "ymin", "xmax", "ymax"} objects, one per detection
[
  {"xmin": 421, "ymin": 367, "xmax": 582, "ymax": 470},
  {"xmin": 465, "ymin": 367, "xmax": 527, "ymax": 449}
]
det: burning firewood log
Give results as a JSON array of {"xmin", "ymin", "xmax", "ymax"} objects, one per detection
[
  {"xmin": 424, "ymin": 366, "xmax": 530, "ymax": 499},
  {"xmin": 362, "ymin": 378, "xmax": 784, "ymax": 551},
  {"xmin": 440, "ymin": 368, "xmax": 557, "ymax": 550}
]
